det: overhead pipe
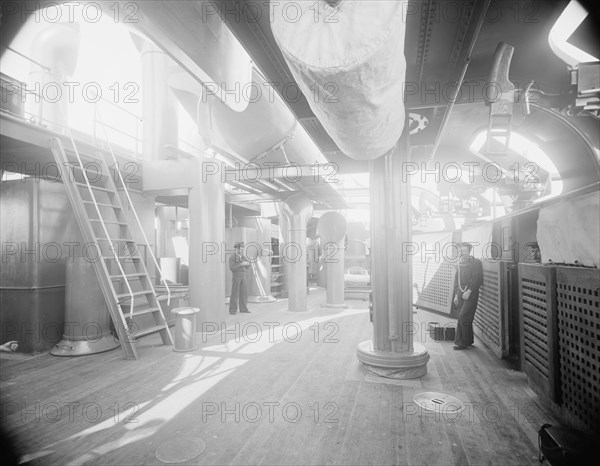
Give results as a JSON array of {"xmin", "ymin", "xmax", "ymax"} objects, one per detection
[
  {"xmin": 271, "ymin": 0, "xmax": 408, "ymax": 160},
  {"xmin": 127, "ymin": 1, "xmax": 253, "ymax": 113},
  {"xmin": 281, "ymin": 194, "xmax": 313, "ymax": 312},
  {"xmin": 428, "ymin": 0, "xmax": 491, "ymax": 161},
  {"xmin": 168, "ymin": 67, "xmax": 327, "ymax": 167},
  {"xmin": 317, "ymin": 211, "xmax": 347, "ymax": 308},
  {"xmin": 140, "ymin": 40, "xmax": 179, "ymax": 162},
  {"xmin": 25, "ymin": 18, "xmax": 81, "ymax": 130}
]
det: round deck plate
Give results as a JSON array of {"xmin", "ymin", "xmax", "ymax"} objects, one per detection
[
  {"xmin": 413, "ymin": 392, "xmax": 464, "ymax": 413},
  {"xmin": 155, "ymin": 437, "xmax": 205, "ymax": 464}
]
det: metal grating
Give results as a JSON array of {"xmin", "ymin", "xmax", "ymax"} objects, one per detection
[
  {"xmin": 474, "ymin": 261, "xmax": 501, "ymax": 351},
  {"xmin": 413, "ymin": 259, "xmax": 455, "ymax": 314},
  {"xmin": 522, "ymin": 277, "xmax": 550, "ymax": 379},
  {"xmin": 556, "ymin": 267, "xmax": 600, "ymax": 433}
]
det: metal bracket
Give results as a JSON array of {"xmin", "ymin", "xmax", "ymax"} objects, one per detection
[{"xmin": 485, "ymin": 42, "xmax": 515, "ymax": 155}]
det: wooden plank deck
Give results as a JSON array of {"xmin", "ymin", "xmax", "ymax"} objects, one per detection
[{"xmin": 1, "ymin": 289, "xmax": 557, "ymax": 465}]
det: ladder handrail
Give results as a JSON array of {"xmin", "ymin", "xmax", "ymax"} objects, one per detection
[
  {"xmin": 62, "ymin": 133, "xmax": 136, "ymax": 318},
  {"xmin": 95, "ymin": 104, "xmax": 172, "ymax": 307}
]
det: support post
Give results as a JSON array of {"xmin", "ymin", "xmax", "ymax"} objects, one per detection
[
  {"xmin": 189, "ymin": 156, "xmax": 226, "ymax": 322},
  {"xmin": 281, "ymin": 194, "xmax": 313, "ymax": 312},
  {"xmin": 356, "ymin": 134, "xmax": 429, "ymax": 378},
  {"xmin": 317, "ymin": 211, "xmax": 348, "ymax": 309}
]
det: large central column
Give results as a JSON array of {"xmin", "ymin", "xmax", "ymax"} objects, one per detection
[
  {"xmin": 356, "ymin": 135, "xmax": 429, "ymax": 378},
  {"xmin": 189, "ymin": 154, "xmax": 225, "ymax": 322}
]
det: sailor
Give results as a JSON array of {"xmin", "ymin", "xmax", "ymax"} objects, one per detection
[
  {"xmin": 453, "ymin": 242, "xmax": 483, "ymax": 350},
  {"xmin": 229, "ymin": 242, "xmax": 251, "ymax": 315}
]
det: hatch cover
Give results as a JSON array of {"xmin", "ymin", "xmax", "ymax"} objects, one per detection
[
  {"xmin": 413, "ymin": 392, "xmax": 464, "ymax": 413},
  {"xmin": 155, "ymin": 437, "xmax": 206, "ymax": 464}
]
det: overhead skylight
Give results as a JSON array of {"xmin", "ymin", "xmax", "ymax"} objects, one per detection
[{"xmin": 549, "ymin": 0, "xmax": 599, "ymax": 67}]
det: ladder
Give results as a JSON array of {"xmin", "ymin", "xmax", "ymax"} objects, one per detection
[{"xmin": 51, "ymin": 136, "xmax": 173, "ymax": 359}]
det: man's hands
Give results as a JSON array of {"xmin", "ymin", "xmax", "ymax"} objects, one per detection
[
  {"xmin": 454, "ymin": 290, "xmax": 472, "ymax": 304},
  {"xmin": 0, "ymin": 341, "xmax": 18, "ymax": 352}
]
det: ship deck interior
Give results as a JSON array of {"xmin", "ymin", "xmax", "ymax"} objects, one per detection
[
  {"xmin": 1, "ymin": 1, "xmax": 600, "ymax": 465},
  {"xmin": 1, "ymin": 289, "xmax": 557, "ymax": 466}
]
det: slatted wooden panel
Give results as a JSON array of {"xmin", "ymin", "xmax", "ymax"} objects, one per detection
[
  {"xmin": 413, "ymin": 259, "xmax": 455, "ymax": 314},
  {"xmin": 473, "ymin": 260, "xmax": 503, "ymax": 358},
  {"xmin": 522, "ymin": 273, "xmax": 549, "ymax": 377},
  {"xmin": 556, "ymin": 266, "xmax": 600, "ymax": 433},
  {"xmin": 518, "ymin": 264, "xmax": 559, "ymax": 403}
]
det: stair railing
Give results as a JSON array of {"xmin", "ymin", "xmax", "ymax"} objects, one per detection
[{"xmin": 94, "ymin": 104, "xmax": 172, "ymax": 309}]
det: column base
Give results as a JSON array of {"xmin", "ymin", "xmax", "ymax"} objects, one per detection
[
  {"xmin": 50, "ymin": 335, "xmax": 120, "ymax": 357},
  {"xmin": 248, "ymin": 295, "xmax": 277, "ymax": 303},
  {"xmin": 321, "ymin": 303, "xmax": 348, "ymax": 309},
  {"xmin": 356, "ymin": 340, "xmax": 429, "ymax": 379}
]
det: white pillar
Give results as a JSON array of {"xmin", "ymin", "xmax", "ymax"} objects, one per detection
[
  {"xmin": 356, "ymin": 135, "xmax": 429, "ymax": 378},
  {"xmin": 317, "ymin": 211, "xmax": 347, "ymax": 308},
  {"xmin": 281, "ymin": 194, "xmax": 313, "ymax": 312},
  {"xmin": 189, "ymin": 156, "xmax": 226, "ymax": 323},
  {"xmin": 140, "ymin": 41, "xmax": 178, "ymax": 162}
]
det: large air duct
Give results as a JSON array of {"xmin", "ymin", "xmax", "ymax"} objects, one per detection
[
  {"xmin": 281, "ymin": 194, "xmax": 313, "ymax": 312},
  {"xmin": 168, "ymin": 67, "xmax": 327, "ymax": 166},
  {"xmin": 271, "ymin": 0, "xmax": 407, "ymax": 160},
  {"xmin": 317, "ymin": 212, "xmax": 347, "ymax": 308},
  {"xmin": 140, "ymin": 41, "xmax": 179, "ymax": 161},
  {"xmin": 26, "ymin": 18, "xmax": 81, "ymax": 130}
]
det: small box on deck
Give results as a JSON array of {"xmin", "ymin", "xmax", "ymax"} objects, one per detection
[{"xmin": 427, "ymin": 322, "xmax": 456, "ymax": 341}]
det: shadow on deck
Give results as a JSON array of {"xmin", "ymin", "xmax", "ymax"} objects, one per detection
[{"xmin": 1, "ymin": 289, "xmax": 557, "ymax": 465}]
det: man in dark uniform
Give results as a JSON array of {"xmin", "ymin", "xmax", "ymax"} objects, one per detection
[
  {"xmin": 229, "ymin": 242, "xmax": 250, "ymax": 315},
  {"xmin": 453, "ymin": 242, "xmax": 483, "ymax": 349}
]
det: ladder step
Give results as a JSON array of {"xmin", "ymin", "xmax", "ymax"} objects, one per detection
[
  {"xmin": 117, "ymin": 290, "xmax": 154, "ymax": 300},
  {"xmin": 110, "ymin": 273, "xmax": 146, "ymax": 280},
  {"xmin": 83, "ymin": 201, "xmax": 122, "ymax": 209},
  {"xmin": 64, "ymin": 148, "xmax": 105, "ymax": 161},
  {"xmin": 70, "ymin": 164, "xmax": 110, "ymax": 177},
  {"xmin": 102, "ymin": 255, "xmax": 140, "ymax": 261},
  {"xmin": 133, "ymin": 325, "xmax": 169, "ymax": 339},
  {"xmin": 131, "ymin": 307, "xmax": 161, "ymax": 317},
  {"xmin": 97, "ymin": 237, "xmax": 135, "ymax": 243},
  {"xmin": 90, "ymin": 219, "xmax": 127, "ymax": 225},
  {"xmin": 75, "ymin": 182, "xmax": 114, "ymax": 193}
]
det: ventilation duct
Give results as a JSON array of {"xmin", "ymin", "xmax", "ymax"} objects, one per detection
[{"xmin": 271, "ymin": 0, "xmax": 408, "ymax": 160}]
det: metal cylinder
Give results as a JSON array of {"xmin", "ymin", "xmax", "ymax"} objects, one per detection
[
  {"xmin": 27, "ymin": 20, "xmax": 81, "ymax": 130},
  {"xmin": 189, "ymin": 154, "xmax": 226, "ymax": 322},
  {"xmin": 51, "ymin": 256, "xmax": 119, "ymax": 356},
  {"xmin": 271, "ymin": 0, "xmax": 407, "ymax": 159},
  {"xmin": 141, "ymin": 41, "xmax": 178, "ymax": 161},
  {"xmin": 281, "ymin": 194, "xmax": 313, "ymax": 312},
  {"xmin": 172, "ymin": 307, "xmax": 200, "ymax": 352},
  {"xmin": 169, "ymin": 67, "xmax": 327, "ymax": 166},
  {"xmin": 317, "ymin": 212, "xmax": 347, "ymax": 308}
]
